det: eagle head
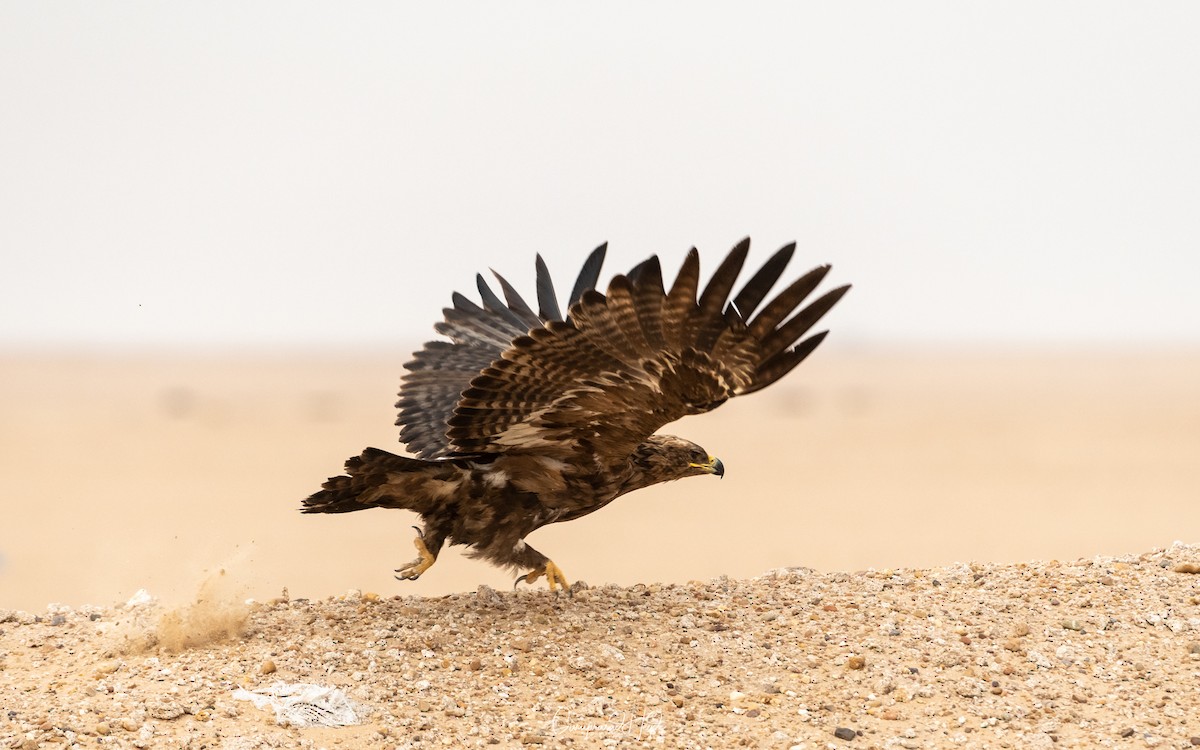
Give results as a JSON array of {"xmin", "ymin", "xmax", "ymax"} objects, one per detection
[{"xmin": 624, "ymin": 435, "xmax": 724, "ymax": 494}]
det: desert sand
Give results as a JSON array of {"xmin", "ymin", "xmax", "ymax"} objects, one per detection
[
  {"xmin": 2, "ymin": 546, "xmax": 1199, "ymax": 749},
  {"xmin": 2, "ymin": 349, "xmax": 1198, "ymax": 610},
  {"xmin": 2, "ymin": 349, "xmax": 1199, "ymax": 747}
]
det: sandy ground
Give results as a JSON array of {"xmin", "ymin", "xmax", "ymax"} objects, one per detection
[{"xmin": 2, "ymin": 545, "xmax": 1199, "ymax": 749}]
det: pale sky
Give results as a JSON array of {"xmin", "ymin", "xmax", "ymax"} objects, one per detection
[{"xmin": 2, "ymin": 2, "xmax": 1198, "ymax": 348}]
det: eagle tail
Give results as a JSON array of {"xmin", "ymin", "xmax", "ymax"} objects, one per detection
[{"xmin": 301, "ymin": 447, "xmax": 441, "ymax": 515}]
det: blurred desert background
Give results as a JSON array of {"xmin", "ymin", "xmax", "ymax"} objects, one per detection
[{"xmin": 3, "ymin": 346, "xmax": 1197, "ymax": 612}]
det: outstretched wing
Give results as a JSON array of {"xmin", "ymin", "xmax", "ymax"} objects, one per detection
[
  {"xmin": 397, "ymin": 244, "xmax": 607, "ymax": 459},
  {"xmin": 441, "ymin": 238, "xmax": 850, "ymax": 463}
]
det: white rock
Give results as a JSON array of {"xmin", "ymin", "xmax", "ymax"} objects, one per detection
[{"xmin": 124, "ymin": 589, "xmax": 155, "ymax": 609}]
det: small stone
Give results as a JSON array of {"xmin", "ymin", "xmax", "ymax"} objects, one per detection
[
  {"xmin": 95, "ymin": 722, "xmax": 110, "ymax": 735},
  {"xmin": 1120, "ymin": 728, "xmax": 1136, "ymax": 738},
  {"xmin": 511, "ymin": 638, "xmax": 531, "ymax": 652},
  {"xmin": 881, "ymin": 708, "xmax": 900, "ymax": 720},
  {"xmin": 1173, "ymin": 563, "xmax": 1200, "ymax": 574},
  {"xmin": 95, "ymin": 660, "xmax": 120, "ymax": 675},
  {"xmin": 1187, "ymin": 643, "xmax": 1200, "ymax": 655},
  {"xmin": 149, "ymin": 701, "xmax": 185, "ymax": 721},
  {"xmin": 476, "ymin": 584, "xmax": 502, "ymax": 605},
  {"xmin": 1187, "ymin": 737, "xmax": 1200, "ymax": 746},
  {"xmin": 50, "ymin": 615, "xmax": 66, "ymax": 626},
  {"xmin": 847, "ymin": 655, "xmax": 866, "ymax": 670},
  {"xmin": 521, "ymin": 734, "xmax": 546, "ymax": 744},
  {"xmin": 469, "ymin": 658, "xmax": 482, "ymax": 671},
  {"xmin": 260, "ymin": 660, "xmax": 276, "ymax": 675},
  {"xmin": 1062, "ymin": 619, "xmax": 1084, "ymax": 631},
  {"xmin": 833, "ymin": 726, "xmax": 857, "ymax": 741}
]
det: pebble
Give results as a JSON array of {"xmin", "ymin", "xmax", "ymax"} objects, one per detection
[
  {"xmin": 95, "ymin": 660, "xmax": 120, "ymax": 675},
  {"xmin": 847, "ymin": 655, "xmax": 866, "ymax": 670},
  {"xmin": 833, "ymin": 726, "xmax": 857, "ymax": 741},
  {"xmin": 260, "ymin": 659, "xmax": 276, "ymax": 675},
  {"xmin": 149, "ymin": 701, "xmax": 185, "ymax": 721}
]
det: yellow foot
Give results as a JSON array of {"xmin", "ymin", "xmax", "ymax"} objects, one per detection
[
  {"xmin": 394, "ymin": 533, "xmax": 436, "ymax": 581},
  {"xmin": 516, "ymin": 560, "xmax": 570, "ymax": 593}
]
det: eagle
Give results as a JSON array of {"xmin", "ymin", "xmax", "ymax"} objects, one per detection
[{"xmin": 303, "ymin": 239, "xmax": 849, "ymax": 591}]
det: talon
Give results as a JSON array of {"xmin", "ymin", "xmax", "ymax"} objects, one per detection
[
  {"xmin": 394, "ymin": 532, "xmax": 436, "ymax": 581},
  {"xmin": 515, "ymin": 560, "xmax": 570, "ymax": 594}
]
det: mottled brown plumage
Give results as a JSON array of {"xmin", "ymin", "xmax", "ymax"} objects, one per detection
[{"xmin": 302, "ymin": 238, "xmax": 849, "ymax": 590}]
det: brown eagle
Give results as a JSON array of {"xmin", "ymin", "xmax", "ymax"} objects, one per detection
[{"xmin": 303, "ymin": 239, "xmax": 849, "ymax": 591}]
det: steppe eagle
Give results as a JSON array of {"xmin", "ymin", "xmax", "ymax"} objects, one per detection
[{"xmin": 303, "ymin": 239, "xmax": 849, "ymax": 591}]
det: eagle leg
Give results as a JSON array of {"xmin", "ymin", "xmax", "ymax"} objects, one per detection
[
  {"xmin": 515, "ymin": 560, "xmax": 570, "ymax": 594},
  {"xmin": 394, "ymin": 526, "xmax": 443, "ymax": 581}
]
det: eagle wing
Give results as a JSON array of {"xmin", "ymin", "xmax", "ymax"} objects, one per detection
[
  {"xmin": 397, "ymin": 244, "xmax": 608, "ymax": 459},
  {"xmin": 397, "ymin": 238, "xmax": 849, "ymax": 463}
]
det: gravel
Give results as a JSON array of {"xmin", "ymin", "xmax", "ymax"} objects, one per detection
[{"xmin": 2, "ymin": 543, "xmax": 1199, "ymax": 749}]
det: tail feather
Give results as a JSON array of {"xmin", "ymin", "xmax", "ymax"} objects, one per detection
[{"xmin": 301, "ymin": 447, "xmax": 436, "ymax": 514}]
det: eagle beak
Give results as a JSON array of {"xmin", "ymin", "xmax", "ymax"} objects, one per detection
[{"xmin": 689, "ymin": 456, "xmax": 725, "ymax": 478}]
